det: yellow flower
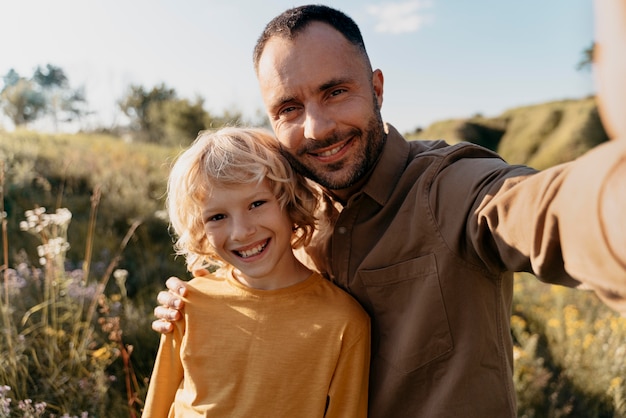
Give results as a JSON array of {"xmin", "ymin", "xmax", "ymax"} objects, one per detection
[
  {"xmin": 609, "ymin": 376, "xmax": 623, "ymax": 390},
  {"xmin": 547, "ymin": 318, "xmax": 560, "ymax": 328},
  {"xmin": 91, "ymin": 347, "xmax": 111, "ymax": 360}
]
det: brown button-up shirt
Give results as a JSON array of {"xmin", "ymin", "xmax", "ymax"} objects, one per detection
[{"xmin": 303, "ymin": 124, "xmax": 626, "ymax": 417}]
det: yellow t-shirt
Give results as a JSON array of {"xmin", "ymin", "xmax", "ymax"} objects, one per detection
[{"xmin": 143, "ymin": 270, "xmax": 370, "ymax": 418}]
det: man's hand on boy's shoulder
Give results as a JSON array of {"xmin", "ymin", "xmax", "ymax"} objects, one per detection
[{"xmin": 152, "ymin": 276, "xmax": 189, "ymax": 334}]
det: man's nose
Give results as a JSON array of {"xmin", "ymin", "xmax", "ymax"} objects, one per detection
[{"xmin": 303, "ymin": 103, "xmax": 336, "ymax": 141}]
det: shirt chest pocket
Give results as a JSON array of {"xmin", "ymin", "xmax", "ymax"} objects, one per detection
[{"xmin": 358, "ymin": 254, "xmax": 453, "ymax": 374}]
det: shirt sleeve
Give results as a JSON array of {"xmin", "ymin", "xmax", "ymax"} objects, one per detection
[
  {"xmin": 142, "ymin": 321, "xmax": 185, "ymax": 417},
  {"xmin": 438, "ymin": 140, "xmax": 626, "ymax": 315},
  {"xmin": 554, "ymin": 139, "xmax": 626, "ymax": 313},
  {"xmin": 324, "ymin": 317, "xmax": 371, "ymax": 418}
]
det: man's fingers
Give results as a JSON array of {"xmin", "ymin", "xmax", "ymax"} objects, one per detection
[
  {"xmin": 156, "ymin": 290, "xmax": 183, "ymax": 309},
  {"xmin": 165, "ymin": 276, "xmax": 188, "ymax": 297},
  {"xmin": 154, "ymin": 305, "xmax": 181, "ymax": 321},
  {"xmin": 151, "ymin": 318, "xmax": 174, "ymax": 334}
]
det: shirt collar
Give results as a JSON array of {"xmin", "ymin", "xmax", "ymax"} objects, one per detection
[
  {"xmin": 357, "ymin": 123, "xmax": 410, "ymax": 207},
  {"xmin": 318, "ymin": 123, "xmax": 410, "ymax": 208}
]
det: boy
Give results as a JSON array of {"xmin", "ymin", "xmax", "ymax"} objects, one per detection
[{"xmin": 142, "ymin": 127, "xmax": 370, "ymax": 417}]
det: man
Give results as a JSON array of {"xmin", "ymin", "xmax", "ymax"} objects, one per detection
[{"xmin": 153, "ymin": 4, "xmax": 625, "ymax": 417}]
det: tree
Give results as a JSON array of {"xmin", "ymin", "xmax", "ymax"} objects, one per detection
[
  {"xmin": 146, "ymin": 96, "xmax": 211, "ymax": 146},
  {"xmin": 118, "ymin": 83, "xmax": 269, "ymax": 145},
  {"xmin": 1, "ymin": 70, "xmax": 46, "ymax": 126},
  {"xmin": 0, "ymin": 64, "xmax": 87, "ymax": 129},
  {"xmin": 34, "ymin": 64, "xmax": 88, "ymax": 129},
  {"xmin": 119, "ymin": 83, "xmax": 217, "ymax": 145},
  {"xmin": 577, "ymin": 42, "xmax": 595, "ymax": 71},
  {"xmin": 118, "ymin": 83, "xmax": 177, "ymax": 137}
]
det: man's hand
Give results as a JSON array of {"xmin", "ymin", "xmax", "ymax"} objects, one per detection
[{"xmin": 151, "ymin": 276, "xmax": 189, "ymax": 334}]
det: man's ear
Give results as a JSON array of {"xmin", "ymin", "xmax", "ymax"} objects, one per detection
[{"xmin": 372, "ymin": 69, "xmax": 384, "ymax": 108}]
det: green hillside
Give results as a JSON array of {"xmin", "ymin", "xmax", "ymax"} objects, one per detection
[{"xmin": 407, "ymin": 96, "xmax": 609, "ymax": 169}]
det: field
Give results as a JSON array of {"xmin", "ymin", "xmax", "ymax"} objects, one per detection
[{"xmin": 0, "ymin": 127, "xmax": 624, "ymax": 417}]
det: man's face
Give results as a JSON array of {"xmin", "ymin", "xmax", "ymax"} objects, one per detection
[{"xmin": 256, "ymin": 22, "xmax": 386, "ymax": 194}]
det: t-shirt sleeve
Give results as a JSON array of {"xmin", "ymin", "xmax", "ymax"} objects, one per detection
[{"xmin": 142, "ymin": 321, "xmax": 185, "ymax": 417}]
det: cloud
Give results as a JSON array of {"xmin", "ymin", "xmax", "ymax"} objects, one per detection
[{"xmin": 367, "ymin": 0, "xmax": 433, "ymax": 34}]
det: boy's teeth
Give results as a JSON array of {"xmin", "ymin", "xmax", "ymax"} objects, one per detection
[{"xmin": 238, "ymin": 242, "xmax": 267, "ymax": 258}]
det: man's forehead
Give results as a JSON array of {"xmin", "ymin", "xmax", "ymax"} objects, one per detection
[{"xmin": 261, "ymin": 21, "xmax": 350, "ymax": 56}]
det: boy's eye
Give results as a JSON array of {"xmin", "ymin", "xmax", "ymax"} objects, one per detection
[
  {"xmin": 207, "ymin": 213, "xmax": 225, "ymax": 222},
  {"xmin": 251, "ymin": 200, "xmax": 266, "ymax": 209}
]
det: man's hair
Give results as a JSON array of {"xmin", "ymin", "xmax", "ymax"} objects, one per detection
[
  {"xmin": 166, "ymin": 126, "xmax": 320, "ymax": 272},
  {"xmin": 253, "ymin": 4, "xmax": 370, "ymax": 72}
]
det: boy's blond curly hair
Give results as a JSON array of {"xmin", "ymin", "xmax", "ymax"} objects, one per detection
[{"xmin": 166, "ymin": 127, "xmax": 320, "ymax": 272}]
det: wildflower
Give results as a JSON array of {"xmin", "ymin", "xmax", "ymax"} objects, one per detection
[
  {"xmin": 0, "ymin": 385, "xmax": 11, "ymax": 416},
  {"xmin": 609, "ymin": 376, "xmax": 623, "ymax": 390},
  {"xmin": 114, "ymin": 269, "xmax": 129, "ymax": 298},
  {"xmin": 154, "ymin": 209, "xmax": 168, "ymax": 221},
  {"xmin": 547, "ymin": 318, "xmax": 560, "ymax": 328},
  {"xmin": 2, "ymin": 268, "xmax": 27, "ymax": 289},
  {"xmin": 91, "ymin": 347, "xmax": 111, "ymax": 360}
]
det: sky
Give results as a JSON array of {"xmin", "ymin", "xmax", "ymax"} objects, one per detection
[{"xmin": 0, "ymin": 0, "xmax": 595, "ymax": 134}]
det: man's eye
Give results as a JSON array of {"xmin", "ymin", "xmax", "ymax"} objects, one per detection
[
  {"xmin": 330, "ymin": 88, "xmax": 346, "ymax": 97},
  {"xmin": 279, "ymin": 106, "xmax": 296, "ymax": 116}
]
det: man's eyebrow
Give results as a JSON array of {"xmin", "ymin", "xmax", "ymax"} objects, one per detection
[
  {"xmin": 319, "ymin": 77, "xmax": 352, "ymax": 92},
  {"xmin": 273, "ymin": 95, "xmax": 296, "ymax": 109},
  {"xmin": 270, "ymin": 77, "xmax": 354, "ymax": 110}
]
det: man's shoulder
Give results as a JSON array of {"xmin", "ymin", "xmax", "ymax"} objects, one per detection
[
  {"xmin": 385, "ymin": 124, "xmax": 505, "ymax": 167},
  {"xmin": 408, "ymin": 138, "xmax": 503, "ymax": 161}
]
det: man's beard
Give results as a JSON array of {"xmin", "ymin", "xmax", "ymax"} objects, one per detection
[{"xmin": 281, "ymin": 103, "xmax": 386, "ymax": 191}]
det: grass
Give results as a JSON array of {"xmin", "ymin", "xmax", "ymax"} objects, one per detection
[
  {"xmin": 512, "ymin": 273, "xmax": 626, "ymax": 417},
  {"xmin": 0, "ymin": 120, "xmax": 625, "ymax": 416}
]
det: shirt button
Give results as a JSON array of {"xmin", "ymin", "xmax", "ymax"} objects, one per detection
[{"xmin": 337, "ymin": 226, "xmax": 347, "ymax": 234}]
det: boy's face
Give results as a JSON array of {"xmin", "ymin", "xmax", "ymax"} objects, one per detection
[
  {"xmin": 256, "ymin": 22, "xmax": 386, "ymax": 196},
  {"xmin": 201, "ymin": 179, "xmax": 299, "ymax": 290}
]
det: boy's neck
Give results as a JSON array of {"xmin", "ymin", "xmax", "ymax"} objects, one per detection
[{"xmin": 232, "ymin": 261, "xmax": 312, "ymax": 291}]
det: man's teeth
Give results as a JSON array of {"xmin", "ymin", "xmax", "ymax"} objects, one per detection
[
  {"xmin": 317, "ymin": 144, "xmax": 342, "ymax": 157},
  {"xmin": 237, "ymin": 242, "xmax": 267, "ymax": 258}
]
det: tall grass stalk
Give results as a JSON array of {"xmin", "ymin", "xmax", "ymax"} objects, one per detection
[
  {"xmin": 0, "ymin": 161, "xmax": 24, "ymax": 401},
  {"xmin": 0, "ymin": 179, "xmax": 142, "ymax": 415},
  {"xmin": 81, "ymin": 187, "xmax": 100, "ymax": 285}
]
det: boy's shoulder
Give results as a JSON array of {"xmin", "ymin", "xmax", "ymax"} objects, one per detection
[
  {"xmin": 186, "ymin": 270, "xmax": 228, "ymax": 295},
  {"xmin": 311, "ymin": 274, "xmax": 369, "ymax": 322}
]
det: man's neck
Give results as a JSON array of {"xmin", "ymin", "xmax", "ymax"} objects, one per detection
[{"xmin": 326, "ymin": 182, "xmax": 364, "ymax": 206}]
